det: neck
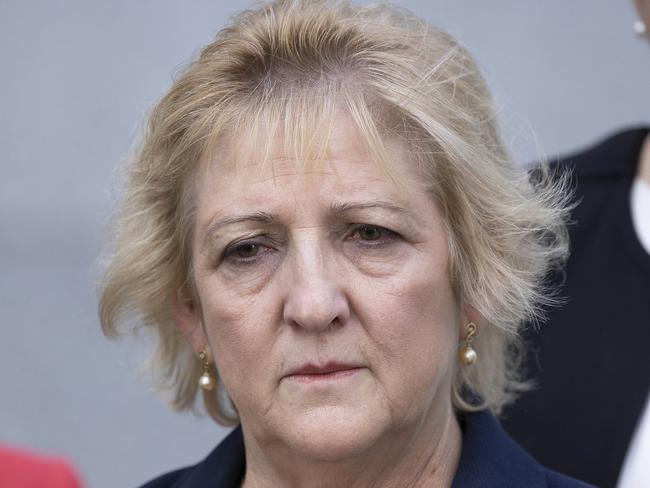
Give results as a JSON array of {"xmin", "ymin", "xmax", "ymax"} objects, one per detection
[
  {"xmin": 241, "ymin": 405, "xmax": 462, "ymax": 488},
  {"xmin": 638, "ymin": 133, "xmax": 650, "ymax": 185}
]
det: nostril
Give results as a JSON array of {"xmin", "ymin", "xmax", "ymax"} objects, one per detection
[
  {"xmin": 282, "ymin": 291, "xmax": 350, "ymax": 332},
  {"xmin": 324, "ymin": 318, "xmax": 342, "ymax": 331}
]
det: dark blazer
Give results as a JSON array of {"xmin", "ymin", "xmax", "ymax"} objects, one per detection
[
  {"xmin": 140, "ymin": 410, "xmax": 594, "ymax": 488},
  {"xmin": 502, "ymin": 128, "xmax": 650, "ymax": 487}
]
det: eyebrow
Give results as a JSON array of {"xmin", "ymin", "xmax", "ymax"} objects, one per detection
[
  {"xmin": 202, "ymin": 200, "xmax": 415, "ymax": 245},
  {"xmin": 203, "ymin": 211, "xmax": 274, "ymax": 245},
  {"xmin": 329, "ymin": 200, "xmax": 414, "ymax": 217}
]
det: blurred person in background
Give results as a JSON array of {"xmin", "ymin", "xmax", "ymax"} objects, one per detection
[
  {"xmin": 0, "ymin": 445, "xmax": 83, "ymax": 488},
  {"xmin": 503, "ymin": 1, "xmax": 650, "ymax": 487}
]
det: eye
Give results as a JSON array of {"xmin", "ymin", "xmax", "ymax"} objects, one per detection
[
  {"xmin": 232, "ymin": 242, "xmax": 261, "ymax": 258},
  {"xmin": 348, "ymin": 224, "xmax": 399, "ymax": 247},
  {"xmin": 357, "ymin": 225, "xmax": 383, "ymax": 241},
  {"xmin": 223, "ymin": 236, "xmax": 279, "ymax": 265}
]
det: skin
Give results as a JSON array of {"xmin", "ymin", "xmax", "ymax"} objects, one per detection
[
  {"xmin": 639, "ymin": 135, "xmax": 650, "ymax": 184},
  {"xmin": 635, "ymin": 0, "xmax": 650, "ymax": 183},
  {"xmin": 175, "ymin": 115, "xmax": 481, "ymax": 487},
  {"xmin": 635, "ymin": 0, "xmax": 650, "ymax": 34}
]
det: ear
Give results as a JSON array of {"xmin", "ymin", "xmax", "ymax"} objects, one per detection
[
  {"xmin": 174, "ymin": 287, "xmax": 208, "ymax": 355},
  {"xmin": 459, "ymin": 303, "xmax": 485, "ymax": 339}
]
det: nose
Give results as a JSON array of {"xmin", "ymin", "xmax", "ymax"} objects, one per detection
[{"xmin": 282, "ymin": 240, "xmax": 350, "ymax": 332}]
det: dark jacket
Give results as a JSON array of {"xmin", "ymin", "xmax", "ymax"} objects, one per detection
[
  {"xmin": 502, "ymin": 128, "xmax": 650, "ymax": 487},
  {"xmin": 141, "ymin": 410, "xmax": 594, "ymax": 488}
]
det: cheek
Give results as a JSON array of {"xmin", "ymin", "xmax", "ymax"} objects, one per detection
[
  {"xmin": 200, "ymin": 289, "xmax": 280, "ymax": 406},
  {"xmin": 361, "ymin": 259, "xmax": 459, "ymax": 412}
]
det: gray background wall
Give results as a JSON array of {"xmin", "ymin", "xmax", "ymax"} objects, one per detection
[{"xmin": 1, "ymin": 1, "xmax": 648, "ymax": 487}]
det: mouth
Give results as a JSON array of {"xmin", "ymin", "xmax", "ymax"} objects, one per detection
[{"xmin": 284, "ymin": 362, "xmax": 365, "ymax": 383}]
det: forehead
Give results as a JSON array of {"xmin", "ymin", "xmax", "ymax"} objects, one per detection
[{"xmin": 197, "ymin": 114, "xmax": 427, "ymax": 200}]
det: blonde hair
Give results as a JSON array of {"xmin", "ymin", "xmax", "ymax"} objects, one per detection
[{"xmin": 99, "ymin": 0, "xmax": 570, "ymax": 425}]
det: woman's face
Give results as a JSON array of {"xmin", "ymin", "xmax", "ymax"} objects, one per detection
[{"xmin": 182, "ymin": 115, "xmax": 469, "ymax": 461}]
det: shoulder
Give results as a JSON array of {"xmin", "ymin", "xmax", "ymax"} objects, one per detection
[
  {"xmin": 137, "ymin": 427, "xmax": 245, "ymax": 488},
  {"xmin": 453, "ymin": 411, "xmax": 595, "ymax": 488},
  {"xmin": 139, "ymin": 467, "xmax": 193, "ymax": 488},
  {"xmin": 544, "ymin": 469, "xmax": 595, "ymax": 488},
  {"xmin": 545, "ymin": 127, "xmax": 647, "ymax": 232},
  {"xmin": 552, "ymin": 127, "xmax": 648, "ymax": 180}
]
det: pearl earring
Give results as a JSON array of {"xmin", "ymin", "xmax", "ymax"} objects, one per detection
[
  {"xmin": 198, "ymin": 350, "xmax": 216, "ymax": 391},
  {"xmin": 459, "ymin": 322, "xmax": 478, "ymax": 366}
]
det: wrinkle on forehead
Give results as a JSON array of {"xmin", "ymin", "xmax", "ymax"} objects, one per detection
[{"xmin": 200, "ymin": 113, "xmax": 426, "ymax": 195}]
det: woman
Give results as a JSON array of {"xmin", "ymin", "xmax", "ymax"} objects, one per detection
[{"xmin": 99, "ymin": 1, "xmax": 593, "ymax": 486}]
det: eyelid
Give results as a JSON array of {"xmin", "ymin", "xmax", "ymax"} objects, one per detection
[
  {"xmin": 349, "ymin": 223, "xmax": 396, "ymax": 233},
  {"xmin": 223, "ymin": 234, "xmax": 279, "ymax": 260}
]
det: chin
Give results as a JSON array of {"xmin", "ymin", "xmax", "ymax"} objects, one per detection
[{"xmin": 283, "ymin": 404, "xmax": 389, "ymax": 462}]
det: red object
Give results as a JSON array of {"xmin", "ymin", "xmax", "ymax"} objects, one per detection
[{"xmin": 0, "ymin": 445, "xmax": 83, "ymax": 488}]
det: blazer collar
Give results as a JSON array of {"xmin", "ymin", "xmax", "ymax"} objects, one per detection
[
  {"xmin": 173, "ymin": 425, "xmax": 245, "ymax": 487},
  {"xmin": 173, "ymin": 410, "xmax": 550, "ymax": 488},
  {"xmin": 451, "ymin": 410, "xmax": 548, "ymax": 488}
]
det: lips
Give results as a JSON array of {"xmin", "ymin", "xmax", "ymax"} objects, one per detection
[{"xmin": 285, "ymin": 361, "xmax": 363, "ymax": 379}]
